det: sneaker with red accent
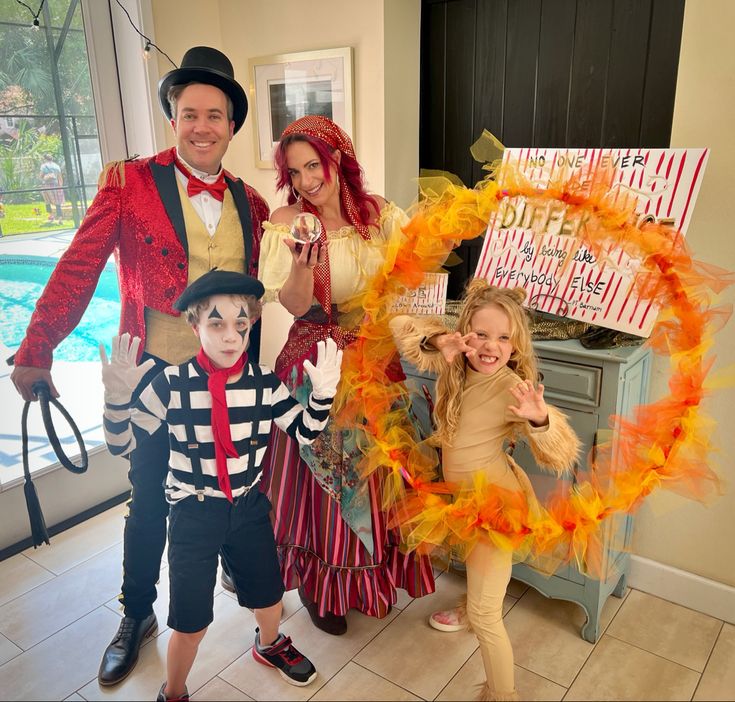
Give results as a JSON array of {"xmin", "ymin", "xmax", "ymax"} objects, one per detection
[
  {"xmin": 429, "ymin": 606, "xmax": 467, "ymax": 632},
  {"xmin": 156, "ymin": 682, "xmax": 189, "ymax": 701},
  {"xmin": 252, "ymin": 629, "xmax": 317, "ymax": 686}
]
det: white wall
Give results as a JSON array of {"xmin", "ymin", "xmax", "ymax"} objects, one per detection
[
  {"xmin": 630, "ymin": 0, "xmax": 735, "ymax": 587},
  {"xmin": 384, "ymin": 0, "xmax": 421, "ymax": 209}
]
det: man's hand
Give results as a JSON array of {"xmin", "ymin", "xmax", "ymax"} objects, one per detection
[
  {"xmin": 11, "ymin": 366, "xmax": 59, "ymax": 402},
  {"xmin": 508, "ymin": 380, "xmax": 548, "ymax": 426},
  {"xmin": 434, "ymin": 331, "xmax": 478, "ymax": 364},
  {"xmin": 99, "ymin": 334, "xmax": 155, "ymax": 406},
  {"xmin": 303, "ymin": 339, "xmax": 343, "ymax": 398}
]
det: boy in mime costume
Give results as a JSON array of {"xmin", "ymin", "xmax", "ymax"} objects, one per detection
[{"xmin": 101, "ymin": 270, "xmax": 343, "ymax": 700}]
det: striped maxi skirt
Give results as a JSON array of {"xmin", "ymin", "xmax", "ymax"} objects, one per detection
[{"xmin": 261, "ymin": 315, "xmax": 435, "ymax": 618}]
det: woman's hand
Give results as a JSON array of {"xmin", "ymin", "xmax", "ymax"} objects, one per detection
[
  {"xmin": 282, "ymin": 238, "xmax": 327, "ymax": 271},
  {"xmin": 508, "ymin": 380, "xmax": 548, "ymax": 426},
  {"xmin": 434, "ymin": 331, "xmax": 478, "ymax": 363}
]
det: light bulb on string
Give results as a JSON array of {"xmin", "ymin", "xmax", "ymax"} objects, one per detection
[
  {"xmin": 32, "ymin": 17, "xmax": 40, "ymax": 30},
  {"xmin": 142, "ymin": 40, "xmax": 152, "ymax": 61}
]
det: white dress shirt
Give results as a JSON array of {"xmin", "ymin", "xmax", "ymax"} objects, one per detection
[{"xmin": 174, "ymin": 149, "xmax": 225, "ymax": 237}]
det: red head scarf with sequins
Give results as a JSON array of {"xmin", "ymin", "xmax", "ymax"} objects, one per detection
[{"xmin": 280, "ymin": 115, "xmax": 370, "ymax": 315}]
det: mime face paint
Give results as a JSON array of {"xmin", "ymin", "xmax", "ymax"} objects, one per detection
[{"xmin": 192, "ymin": 294, "xmax": 251, "ymax": 369}]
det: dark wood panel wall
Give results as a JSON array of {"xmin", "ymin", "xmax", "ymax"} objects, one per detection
[{"xmin": 420, "ymin": 0, "xmax": 686, "ymax": 298}]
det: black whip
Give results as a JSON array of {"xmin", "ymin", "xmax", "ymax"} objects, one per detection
[{"xmin": 21, "ymin": 380, "xmax": 88, "ymax": 547}]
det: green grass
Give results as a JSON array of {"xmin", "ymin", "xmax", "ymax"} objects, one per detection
[{"xmin": 0, "ymin": 201, "xmax": 73, "ymax": 237}]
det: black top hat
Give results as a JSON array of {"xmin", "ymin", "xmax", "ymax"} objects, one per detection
[
  {"xmin": 173, "ymin": 270, "xmax": 265, "ymax": 312},
  {"xmin": 158, "ymin": 46, "xmax": 248, "ymax": 133}
]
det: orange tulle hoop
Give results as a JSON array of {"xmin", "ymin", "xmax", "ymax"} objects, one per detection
[{"xmin": 332, "ymin": 163, "xmax": 733, "ymax": 576}]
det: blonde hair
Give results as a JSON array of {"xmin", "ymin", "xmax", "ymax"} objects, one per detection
[
  {"xmin": 185, "ymin": 293, "xmax": 262, "ymax": 326},
  {"xmin": 434, "ymin": 280, "xmax": 538, "ymax": 446}
]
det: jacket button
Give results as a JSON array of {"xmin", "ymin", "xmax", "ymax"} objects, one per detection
[
  {"xmin": 144, "ymin": 236, "xmax": 153, "ymax": 244},
  {"xmin": 165, "ymin": 287, "xmax": 175, "ymax": 298},
  {"xmin": 161, "ymin": 248, "xmax": 168, "ymax": 256},
  {"xmin": 177, "ymin": 262, "xmax": 185, "ymax": 270}
]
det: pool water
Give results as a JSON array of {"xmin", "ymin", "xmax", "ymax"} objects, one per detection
[{"xmin": 0, "ymin": 255, "xmax": 121, "ymax": 362}]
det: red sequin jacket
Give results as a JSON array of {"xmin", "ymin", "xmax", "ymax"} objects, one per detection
[{"xmin": 14, "ymin": 147, "xmax": 268, "ymax": 369}]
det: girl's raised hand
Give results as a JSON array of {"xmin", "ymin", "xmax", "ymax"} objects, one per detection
[
  {"xmin": 435, "ymin": 331, "xmax": 478, "ymax": 363},
  {"xmin": 508, "ymin": 380, "xmax": 548, "ymax": 427}
]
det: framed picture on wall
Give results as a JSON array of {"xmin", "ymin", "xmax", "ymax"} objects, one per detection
[{"xmin": 249, "ymin": 47, "xmax": 354, "ymax": 168}]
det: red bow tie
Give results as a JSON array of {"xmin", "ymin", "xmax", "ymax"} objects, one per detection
[{"xmin": 175, "ymin": 158, "xmax": 228, "ymax": 202}]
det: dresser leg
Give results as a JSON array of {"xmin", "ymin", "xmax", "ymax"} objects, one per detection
[
  {"xmin": 580, "ymin": 604, "xmax": 600, "ymax": 643},
  {"xmin": 612, "ymin": 571, "xmax": 627, "ymax": 598}
]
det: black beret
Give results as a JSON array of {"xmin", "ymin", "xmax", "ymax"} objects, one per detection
[{"xmin": 173, "ymin": 269, "xmax": 265, "ymax": 312}]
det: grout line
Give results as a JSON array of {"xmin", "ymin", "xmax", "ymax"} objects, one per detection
[
  {"xmin": 22, "ymin": 537, "xmax": 124, "ymax": 579},
  {"xmin": 605, "ymin": 630, "xmax": 709, "ymax": 675},
  {"xmin": 351, "ymin": 660, "xmax": 429, "ymax": 700},
  {"xmin": 19, "ymin": 551, "xmax": 58, "ymax": 578},
  {"xmin": 431, "ymin": 646, "xmax": 480, "ymax": 701},
  {"xmin": 689, "ymin": 620, "xmax": 724, "ymax": 701},
  {"xmin": 559, "ymin": 587, "xmax": 633, "ymax": 696},
  {"xmin": 0, "ymin": 543, "xmax": 125, "ymax": 652},
  {"xmin": 514, "ymin": 662, "xmax": 568, "ymax": 691},
  {"xmin": 627, "ymin": 586, "xmax": 727, "ymax": 623},
  {"xmin": 0, "ymin": 604, "xmax": 113, "ymax": 693}
]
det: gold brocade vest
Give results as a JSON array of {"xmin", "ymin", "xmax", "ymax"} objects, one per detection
[{"xmin": 144, "ymin": 182, "xmax": 246, "ymax": 364}]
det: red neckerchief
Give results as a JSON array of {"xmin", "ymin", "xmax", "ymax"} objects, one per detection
[
  {"xmin": 174, "ymin": 156, "xmax": 227, "ymax": 202},
  {"xmin": 195, "ymin": 348, "xmax": 248, "ymax": 502}
]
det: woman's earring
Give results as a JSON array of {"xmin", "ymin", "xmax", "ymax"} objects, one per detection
[{"xmin": 292, "ymin": 186, "xmax": 301, "ymax": 202}]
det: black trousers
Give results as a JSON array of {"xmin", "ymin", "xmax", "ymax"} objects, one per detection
[{"xmin": 118, "ymin": 355, "xmax": 169, "ymax": 619}]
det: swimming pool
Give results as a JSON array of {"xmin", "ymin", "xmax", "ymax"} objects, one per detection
[{"xmin": 0, "ymin": 254, "xmax": 121, "ymax": 362}]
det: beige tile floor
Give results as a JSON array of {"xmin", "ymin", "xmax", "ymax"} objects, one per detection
[{"xmin": 0, "ymin": 504, "xmax": 732, "ymax": 701}]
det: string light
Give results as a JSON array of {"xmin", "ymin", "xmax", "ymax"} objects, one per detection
[
  {"xmin": 112, "ymin": 0, "xmax": 177, "ymax": 69},
  {"xmin": 15, "ymin": 0, "xmax": 45, "ymax": 30}
]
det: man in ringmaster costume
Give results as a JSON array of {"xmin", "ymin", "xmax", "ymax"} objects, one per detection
[{"xmin": 10, "ymin": 46, "xmax": 268, "ymax": 685}]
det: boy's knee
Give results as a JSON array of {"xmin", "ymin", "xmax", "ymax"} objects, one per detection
[{"xmin": 172, "ymin": 627, "xmax": 208, "ymax": 644}]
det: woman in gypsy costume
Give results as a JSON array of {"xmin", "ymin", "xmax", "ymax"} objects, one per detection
[{"xmin": 259, "ymin": 115, "xmax": 435, "ymax": 635}]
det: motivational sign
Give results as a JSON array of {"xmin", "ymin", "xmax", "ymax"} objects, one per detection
[
  {"xmin": 475, "ymin": 148, "xmax": 709, "ymax": 336},
  {"xmin": 392, "ymin": 272, "xmax": 448, "ymax": 315}
]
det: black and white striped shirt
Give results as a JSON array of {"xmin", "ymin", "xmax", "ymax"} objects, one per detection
[{"xmin": 103, "ymin": 358, "xmax": 332, "ymax": 502}]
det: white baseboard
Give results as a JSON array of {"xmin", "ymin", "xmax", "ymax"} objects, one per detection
[{"xmin": 628, "ymin": 555, "xmax": 735, "ymax": 624}]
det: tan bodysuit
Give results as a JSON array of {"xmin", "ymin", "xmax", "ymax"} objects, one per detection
[{"xmin": 390, "ymin": 314, "xmax": 581, "ymax": 701}]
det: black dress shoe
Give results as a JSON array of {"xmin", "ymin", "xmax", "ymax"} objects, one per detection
[
  {"xmin": 220, "ymin": 570, "xmax": 236, "ymax": 593},
  {"xmin": 98, "ymin": 613, "xmax": 158, "ymax": 685},
  {"xmin": 298, "ymin": 586, "xmax": 347, "ymax": 636}
]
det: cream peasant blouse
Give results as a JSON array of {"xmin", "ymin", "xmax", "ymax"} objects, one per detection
[{"xmin": 258, "ymin": 202, "xmax": 408, "ymax": 304}]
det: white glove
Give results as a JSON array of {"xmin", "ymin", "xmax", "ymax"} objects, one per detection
[
  {"xmin": 303, "ymin": 339, "xmax": 343, "ymax": 399},
  {"xmin": 99, "ymin": 333, "xmax": 156, "ymax": 406}
]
